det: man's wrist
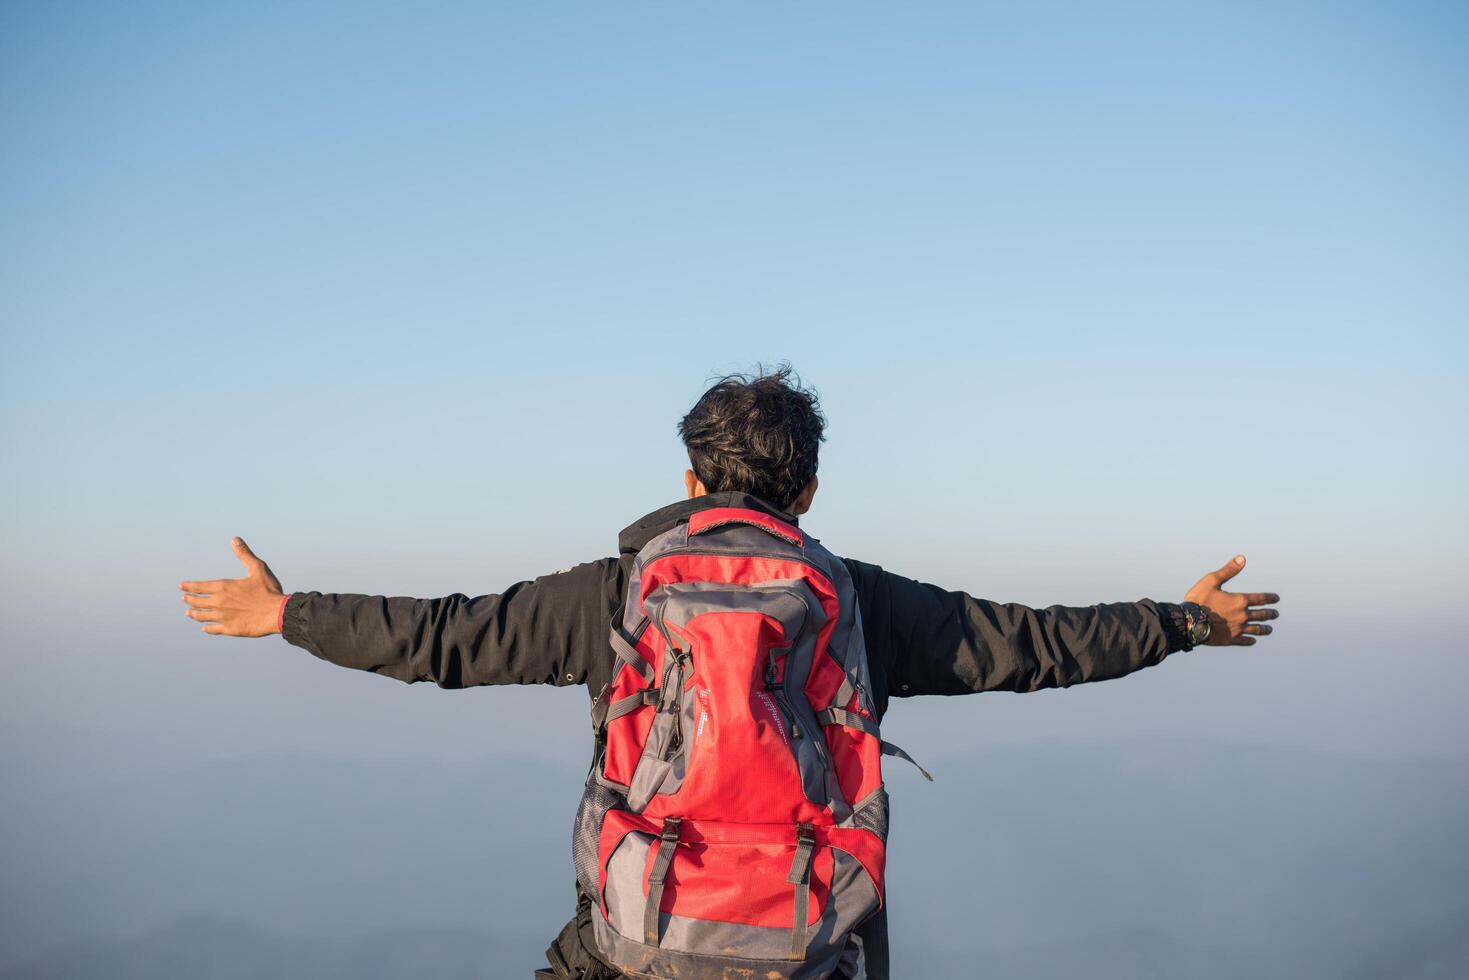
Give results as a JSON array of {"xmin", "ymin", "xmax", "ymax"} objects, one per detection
[
  {"xmin": 276, "ymin": 593, "xmax": 291, "ymax": 634},
  {"xmin": 1178, "ymin": 600, "xmax": 1212, "ymax": 649},
  {"xmin": 1159, "ymin": 601, "xmax": 1211, "ymax": 652}
]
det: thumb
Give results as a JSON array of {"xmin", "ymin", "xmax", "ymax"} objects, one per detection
[
  {"xmin": 1206, "ymin": 554, "xmax": 1246, "ymax": 587},
  {"xmin": 231, "ymin": 536, "xmax": 264, "ymax": 574}
]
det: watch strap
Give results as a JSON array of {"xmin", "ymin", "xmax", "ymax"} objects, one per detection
[{"xmin": 1179, "ymin": 601, "xmax": 1211, "ymax": 649}]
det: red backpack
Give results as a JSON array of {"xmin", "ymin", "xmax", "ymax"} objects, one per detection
[{"xmin": 573, "ymin": 507, "xmax": 927, "ymax": 979}]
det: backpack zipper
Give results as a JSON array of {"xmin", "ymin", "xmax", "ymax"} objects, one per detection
[
  {"xmin": 643, "ymin": 547, "xmax": 832, "ymax": 584},
  {"xmin": 650, "ymin": 614, "xmax": 692, "ymax": 761},
  {"xmin": 763, "ymin": 647, "xmax": 831, "ymax": 775},
  {"xmin": 762, "ymin": 658, "xmax": 800, "ymax": 744}
]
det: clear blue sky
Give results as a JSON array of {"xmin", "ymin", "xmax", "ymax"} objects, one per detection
[
  {"xmin": 0, "ymin": 2, "xmax": 1465, "ymax": 970},
  {"xmin": 2, "ymin": 0, "xmax": 1465, "ymax": 755}
]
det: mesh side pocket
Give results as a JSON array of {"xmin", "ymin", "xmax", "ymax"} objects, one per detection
[
  {"xmin": 573, "ymin": 778, "xmax": 624, "ymax": 899},
  {"xmin": 848, "ymin": 785, "xmax": 889, "ymax": 842}
]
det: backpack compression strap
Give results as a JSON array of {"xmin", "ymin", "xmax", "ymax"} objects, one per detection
[
  {"xmin": 786, "ymin": 823, "xmax": 816, "ymax": 961},
  {"xmin": 644, "ymin": 818, "xmax": 682, "ymax": 946},
  {"xmin": 816, "ymin": 707, "xmax": 935, "ymax": 782}
]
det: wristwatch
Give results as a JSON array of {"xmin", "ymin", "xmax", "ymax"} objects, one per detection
[{"xmin": 1180, "ymin": 601, "xmax": 1212, "ymax": 649}]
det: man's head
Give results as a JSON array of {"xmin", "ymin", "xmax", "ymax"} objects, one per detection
[{"xmin": 678, "ymin": 367, "xmax": 825, "ymax": 515}]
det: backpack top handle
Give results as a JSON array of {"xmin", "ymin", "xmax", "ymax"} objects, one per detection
[{"xmin": 685, "ymin": 507, "xmax": 804, "ymax": 548}]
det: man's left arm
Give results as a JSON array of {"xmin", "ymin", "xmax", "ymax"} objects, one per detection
[{"xmin": 850, "ymin": 555, "xmax": 1279, "ymax": 700}]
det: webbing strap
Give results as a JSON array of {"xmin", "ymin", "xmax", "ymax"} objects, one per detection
[
  {"xmin": 643, "ymin": 818, "xmax": 681, "ymax": 947},
  {"xmin": 589, "ymin": 683, "xmax": 613, "ymax": 729},
  {"xmin": 602, "ymin": 688, "xmax": 658, "ymax": 725},
  {"xmin": 787, "ymin": 824, "xmax": 816, "ymax": 961},
  {"xmin": 816, "ymin": 707, "xmax": 935, "ymax": 781},
  {"xmin": 832, "ymin": 676, "xmax": 856, "ymax": 714},
  {"xmin": 816, "ymin": 706, "xmax": 880, "ymax": 738},
  {"xmin": 610, "ymin": 627, "xmax": 654, "ymax": 685},
  {"xmin": 880, "ymin": 740, "xmax": 934, "ymax": 782}
]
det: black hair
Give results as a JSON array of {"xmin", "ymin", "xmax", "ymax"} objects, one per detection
[{"xmin": 677, "ymin": 365, "xmax": 826, "ymax": 511}]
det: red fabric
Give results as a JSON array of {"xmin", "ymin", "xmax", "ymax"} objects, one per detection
[
  {"xmin": 641, "ymin": 612, "xmax": 828, "ymax": 826},
  {"xmin": 645, "ymin": 834, "xmax": 833, "ymax": 928},
  {"xmin": 823, "ymin": 724, "xmax": 883, "ymax": 808},
  {"xmin": 601, "ymin": 627, "xmax": 663, "ymax": 787},
  {"xmin": 602, "ymin": 696, "xmax": 657, "ymax": 788},
  {"xmin": 798, "ymin": 613, "xmax": 844, "ymax": 710},
  {"xmin": 686, "ymin": 507, "xmax": 803, "ymax": 546},
  {"xmin": 597, "ymin": 813, "xmax": 885, "ymax": 926},
  {"xmin": 639, "ymin": 554, "xmax": 837, "ymax": 621}
]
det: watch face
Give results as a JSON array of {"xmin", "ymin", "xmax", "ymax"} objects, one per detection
[{"xmin": 1189, "ymin": 605, "xmax": 1211, "ymax": 644}]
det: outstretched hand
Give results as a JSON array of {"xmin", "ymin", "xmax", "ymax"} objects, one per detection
[
  {"xmin": 1185, "ymin": 555, "xmax": 1280, "ymax": 647},
  {"xmin": 180, "ymin": 537, "xmax": 285, "ymax": 636}
]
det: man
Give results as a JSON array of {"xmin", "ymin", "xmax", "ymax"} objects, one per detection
[{"xmin": 179, "ymin": 368, "xmax": 1280, "ymax": 978}]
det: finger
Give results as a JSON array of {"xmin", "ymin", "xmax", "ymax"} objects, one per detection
[
  {"xmin": 182, "ymin": 593, "xmax": 218, "ymax": 608},
  {"xmin": 1247, "ymin": 608, "xmax": 1279, "ymax": 622},
  {"xmin": 1246, "ymin": 593, "xmax": 1280, "ymax": 606},
  {"xmin": 186, "ymin": 608, "xmax": 218, "ymax": 622},
  {"xmin": 202, "ymin": 624, "xmax": 226, "ymax": 635},
  {"xmin": 1231, "ymin": 635, "xmax": 1256, "ymax": 647},
  {"xmin": 231, "ymin": 536, "xmax": 264, "ymax": 574},
  {"xmin": 1242, "ymin": 624, "xmax": 1273, "ymax": 636},
  {"xmin": 1207, "ymin": 555, "xmax": 1246, "ymax": 586},
  {"xmin": 180, "ymin": 580, "xmax": 224, "ymax": 594}
]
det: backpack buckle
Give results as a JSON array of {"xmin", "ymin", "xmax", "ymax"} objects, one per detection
[
  {"xmin": 659, "ymin": 817, "xmax": 682, "ymax": 843},
  {"xmin": 764, "ymin": 646, "xmax": 786, "ymax": 690},
  {"xmin": 795, "ymin": 823, "xmax": 816, "ymax": 847}
]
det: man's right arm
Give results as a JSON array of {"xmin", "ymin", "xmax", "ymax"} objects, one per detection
[{"xmin": 181, "ymin": 538, "xmax": 623, "ymax": 689}]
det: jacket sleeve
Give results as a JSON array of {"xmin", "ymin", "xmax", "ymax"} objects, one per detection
[
  {"xmin": 279, "ymin": 558, "xmax": 622, "ymax": 689},
  {"xmin": 844, "ymin": 559, "xmax": 1190, "ymax": 700}
]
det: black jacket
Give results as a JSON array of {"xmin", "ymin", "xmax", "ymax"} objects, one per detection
[{"xmin": 281, "ymin": 492, "xmax": 1190, "ymax": 977}]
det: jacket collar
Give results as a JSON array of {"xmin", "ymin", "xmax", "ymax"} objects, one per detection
[{"xmin": 618, "ymin": 492, "xmax": 800, "ymax": 555}]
